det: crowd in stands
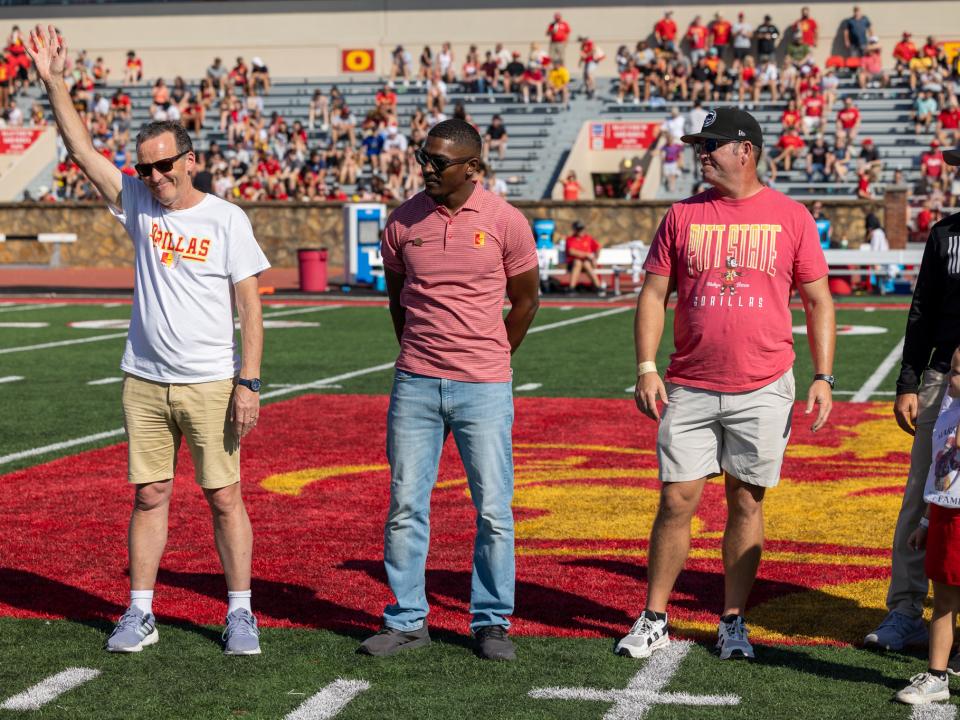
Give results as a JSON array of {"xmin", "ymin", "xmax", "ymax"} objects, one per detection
[{"xmin": 2, "ymin": 8, "xmax": 960, "ymax": 209}]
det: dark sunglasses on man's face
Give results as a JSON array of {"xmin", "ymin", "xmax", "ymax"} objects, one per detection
[
  {"xmin": 694, "ymin": 139, "xmax": 738, "ymax": 154},
  {"xmin": 135, "ymin": 150, "xmax": 190, "ymax": 178},
  {"xmin": 414, "ymin": 148, "xmax": 472, "ymax": 174}
]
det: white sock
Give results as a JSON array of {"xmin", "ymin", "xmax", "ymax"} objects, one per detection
[
  {"xmin": 227, "ymin": 590, "xmax": 252, "ymax": 615},
  {"xmin": 130, "ymin": 590, "xmax": 154, "ymax": 615}
]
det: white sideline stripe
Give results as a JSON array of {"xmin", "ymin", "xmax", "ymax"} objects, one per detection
[
  {"xmin": 87, "ymin": 377, "xmax": 123, "ymax": 385},
  {"xmin": 284, "ymin": 679, "xmax": 371, "ymax": 720},
  {"xmin": 515, "ymin": 382, "xmax": 542, "ymax": 392},
  {"xmin": 0, "ymin": 302, "xmax": 67, "ymax": 314},
  {"xmin": 0, "ymin": 332, "xmax": 127, "ymax": 355},
  {"xmin": 529, "ymin": 641, "xmax": 739, "ymax": 720},
  {"xmin": 527, "ymin": 306, "xmax": 631, "ymax": 334},
  {"xmin": 0, "ymin": 321, "xmax": 49, "ymax": 328},
  {"xmin": 1, "ymin": 668, "xmax": 101, "ymax": 710},
  {"xmin": 851, "ymin": 336, "xmax": 905, "ymax": 402},
  {"xmin": 835, "ymin": 390, "xmax": 896, "ymax": 397},
  {"xmin": 0, "ymin": 375, "xmax": 24, "ymax": 384},
  {"xmin": 911, "ymin": 705, "xmax": 957, "ymax": 720},
  {"xmin": 261, "ymin": 305, "xmax": 343, "ymax": 319},
  {"xmin": 559, "ymin": 305, "xmax": 574, "ymax": 311},
  {"xmin": 0, "ymin": 303, "xmax": 622, "ymax": 466},
  {"xmin": 0, "ymin": 428, "xmax": 126, "ymax": 466}
]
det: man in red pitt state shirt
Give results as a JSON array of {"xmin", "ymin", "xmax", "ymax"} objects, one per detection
[
  {"xmin": 546, "ymin": 12, "xmax": 571, "ymax": 66},
  {"xmin": 615, "ymin": 106, "xmax": 835, "ymax": 664}
]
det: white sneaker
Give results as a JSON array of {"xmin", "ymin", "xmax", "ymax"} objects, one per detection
[
  {"xmin": 896, "ymin": 672, "xmax": 950, "ymax": 705},
  {"xmin": 716, "ymin": 615, "xmax": 754, "ymax": 659},
  {"xmin": 615, "ymin": 611, "xmax": 669, "ymax": 658}
]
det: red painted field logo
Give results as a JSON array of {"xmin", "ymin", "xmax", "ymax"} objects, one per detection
[{"xmin": 0, "ymin": 396, "xmax": 910, "ymax": 645}]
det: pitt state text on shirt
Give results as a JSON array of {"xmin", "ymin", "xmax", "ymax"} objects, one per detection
[{"xmin": 685, "ymin": 222, "xmax": 783, "ymax": 309}]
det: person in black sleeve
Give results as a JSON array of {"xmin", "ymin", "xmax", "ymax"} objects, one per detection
[
  {"xmin": 864, "ymin": 143, "xmax": 960, "ymax": 652},
  {"xmin": 755, "ymin": 16, "xmax": 780, "ymax": 59}
]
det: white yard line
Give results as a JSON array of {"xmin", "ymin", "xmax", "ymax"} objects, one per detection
[
  {"xmin": 835, "ymin": 390, "xmax": 896, "ymax": 397},
  {"xmin": 1, "ymin": 304, "xmax": 625, "ymax": 467},
  {"xmin": 284, "ymin": 679, "xmax": 371, "ymax": 720},
  {"xmin": 261, "ymin": 305, "xmax": 343, "ymax": 319},
  {"xmin": 515, "ymin": 382, "xmax": 542, "ymax": 392},
  {"xmin": 0, "ymin": 321, "xmax": 49, "ymax": 328},
  {"xmin": 527, "ymin": 306, "xmax": 631, "ymax": 334},
  {"xmin": 87, "ymin": 377, "xmax": 123, "ymax": 386},
  {"xmin": 0, "ymin": 375, "xmax": 24, "ymax": 384},
  {"xmin": 1, "ymin": 668, "xmax": 101, "ymax": 711},
  {"xmin": 911, "ymin": 704, "xmax": 957, "ymax": 720},
  {"xmin": 0, "ymin": 332, "xmax": 127, "ymax": 356},
  {"xmin": 851, "ymin": 336, "xmax": 905, "ymax": 402},
  {"xmin": 0, "ymin": 302, "xmax": 67, "ymax": 314}
]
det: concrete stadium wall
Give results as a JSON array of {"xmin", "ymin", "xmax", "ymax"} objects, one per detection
[
  {"xmin": 0, "ymin": 198, "xmax": 883, "ymax": 269},
  {"xmin": 1, "ymin": 1, "xmax": 957, "ymax": 81}
]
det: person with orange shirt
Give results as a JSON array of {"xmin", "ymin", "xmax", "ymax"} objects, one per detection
[
  {"xmin": 709, "ymin": 13, "xmax": 732, "ymax": 59},
  {"xmin": 560, "ymin": 170, "xmax": 583, "ymax": 200},
  {"xmin": 894, "ymin": 32, "xmax": 918, "ymax": 74},
  {"xmin": 565, "ymin": 220, "xmax": 603, "ymax": 294}
]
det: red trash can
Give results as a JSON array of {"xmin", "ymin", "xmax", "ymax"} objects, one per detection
[{"xmin": 298, "ymin": 248, "xmax": 328, "ymax": 292}]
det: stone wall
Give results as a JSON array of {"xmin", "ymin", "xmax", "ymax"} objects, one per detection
[{"xmin": 0, "ymin": 197, "xmax": 885, "ymax": 269}]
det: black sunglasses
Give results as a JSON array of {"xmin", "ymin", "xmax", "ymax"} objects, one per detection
[
  {"xmin": 135, "ymin": 150, "xmax": 190, "ymax": 178},
  {"xmin": 414, "ymin": 148, "xmax": 473, "ymax": 174},
  {"xmin": 694, "ymin": 139, "xmax": 738, "ymax": 154}
]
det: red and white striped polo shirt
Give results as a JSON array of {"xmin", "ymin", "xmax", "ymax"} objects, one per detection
[{"xmin": 381, "ymin": 182, "xmax": 538, "ymax": 383}]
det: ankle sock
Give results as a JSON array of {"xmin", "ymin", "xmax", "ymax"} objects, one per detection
[
  {"xmin": 130, "ymin": 590, "xmax": 154, "ymax": 615},
  {"xmin": 721, "ymin": 613, "xmax": 741, "ymax": 624},
  {"xmin": 929, "ymin": 668, "xmax": 948, "ymax": 680},
  {"xmin": 227, "ymin": 590, "xmax": 252, "ymax": 615},
  {"xmin": 642, "ymin": 609, "xmax": 667, "ymax": 622}
]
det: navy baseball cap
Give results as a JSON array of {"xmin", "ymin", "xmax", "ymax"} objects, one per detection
[{"xmin": 681, "ymin": 106, "xmax": 764, "ymax": 148}]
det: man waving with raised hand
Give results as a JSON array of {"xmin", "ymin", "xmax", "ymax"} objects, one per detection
[{"xmin": 27, "ymin": 25, "xmax": 270, "ymax": 655}]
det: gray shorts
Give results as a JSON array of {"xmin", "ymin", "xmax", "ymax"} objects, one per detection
[{"xmin": 656, "ymin": 369, "xmax": 795, "ymax": 488}]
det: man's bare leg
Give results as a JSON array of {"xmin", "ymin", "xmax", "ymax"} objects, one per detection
[{"xmin": 721, "ymin": 472, "xmax": 765, "ymax": 616}]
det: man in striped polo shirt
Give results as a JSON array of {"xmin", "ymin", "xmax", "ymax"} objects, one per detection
[{"xmin": 359, "ymin": 119, "xmax": 540, "ymax": 661}]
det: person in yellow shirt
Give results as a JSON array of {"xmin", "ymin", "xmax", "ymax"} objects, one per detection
[{"xmin": 547, "ymin": 62, "xmax": 570, "ymax": 106}]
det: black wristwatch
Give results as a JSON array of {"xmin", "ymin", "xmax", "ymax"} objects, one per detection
[
  {"xmin": 238, "ymin": 377, "xmax": 262, "ymax": 392},
  {"xmin": 813, "ymin": 373, "xmax": 835, "ymax": 390}
]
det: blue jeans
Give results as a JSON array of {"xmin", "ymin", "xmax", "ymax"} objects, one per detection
[{"xmin": 383, "ymin": 369, "xmax": 515, "ymax": 632}]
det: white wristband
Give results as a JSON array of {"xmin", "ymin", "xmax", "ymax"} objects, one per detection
[
  {"xmin": 637, "ymin": 361, "xmax": 658, "ymax": 375},
  {"xmin": 920, "ymin": 516, "xmax": 929, "ymax": 529}
]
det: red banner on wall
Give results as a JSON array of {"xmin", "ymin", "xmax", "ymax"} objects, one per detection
[
  {"xmin": 341, "ymin": 49, "xmax": 375, "ymax": 73},
  {"xmin": 590, "ymin": 122, "xmax": 660, "ymax": 150},
  {"xmin": 0, "ymin": 128, "xmax": 42, "ymax": 154}
]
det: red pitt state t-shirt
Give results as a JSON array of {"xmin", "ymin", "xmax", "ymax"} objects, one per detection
[
  {"xmin": 643, "ymin": 187, "xmax": 828, "ymax": 392},
  {"xmin": 381, "ymin": 182, "xmax": 538, "ymax": 383}
]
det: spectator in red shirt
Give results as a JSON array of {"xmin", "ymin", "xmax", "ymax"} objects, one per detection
[
  {"xmin": 565, "ymin": 220, "xmax": 603, "ymax": 293},
  {"xmin": 709, "ymin": 13, "xmax": 733, "ymax": 57},
  {"xmin": 893, "ymin": 32, "xmax": 918, "ymax": 73},
  {"xmin": 801, "ymin": 90, "xmax": 825, "ymax": 136},
  {"xmin": 923, "ymin": 35, "xmax": 940, "ymax": 59},
  {"xmin": 781, "ymin": 98, "xmax": 801, "ymax": 131},
  {"xmin": 559, "ymin": 170, "xmax": 582, "ymax": 200},
  {"xmin": 122, "ymin": 50, "xmax": 142, "ymax": 85},
  {"xmin": 836, "ymin": 97, "xmax": 861, "ymax": 144},
  {"xmin": 375, "ymin": 84, "xmax": 398, "ymax": 112},
  {"xmin": 546, "ymin": 12, "xmax": 571, "ymax": 66},
  {"xmin": 686, "ymin": 16, "xmax": 709, "ymax": 63},
  {"xmin": 618, "ymin": 58, "xmax": 641, "ymax": 104},
  {"xmin": 773, "ymin": 126, "xmax": 806, "ymax": 171},
  {"xmin": 229, "ymin": 57, "xmax": 249, "ymax": 94},
  {"xmin": 921, "ymin": 140, "xmax": 945, "ymax": 193},
  {"xmin": 655, "ymin": 11, "xmax": 678, "ymax": 54},
  {"xmin": 793, "ymin": 6, "xmax": 819, "ymax": 48},
  {"xmin": 937, "ymin": 99, "xmax": 960, "ymax": 145}
]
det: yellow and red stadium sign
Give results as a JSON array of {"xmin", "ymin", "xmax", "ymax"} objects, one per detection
[{"xmin": 341, "ymin": 49, "xmax": 375, "ymax": 73}]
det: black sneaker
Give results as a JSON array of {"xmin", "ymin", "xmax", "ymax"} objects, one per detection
[
  {"xmin": 474, "ymin": 625, "xmax": 516, "ymax": 661},
  {"xmin": 357, "ymin": 624, "xmax": 431, "ymax": 657}
]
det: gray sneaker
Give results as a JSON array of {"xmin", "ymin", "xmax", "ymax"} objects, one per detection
[
  {"xmin": 106, "ymin": 606, "xmax": 158, "ymax": 653},
  {"xmin": 474, "ymin": 625, "xmax": 516, "ymax": 661},
  {"xmin": 358, "ymin": 624, "xmax": 431, "ymax": 657},
  {"xmin": 223, "ymin": 609, "xmax": 261, "ymax": 655},
  {"xmin": 895, "ymin": 672, "xmax": 950, "ymax": 705}
]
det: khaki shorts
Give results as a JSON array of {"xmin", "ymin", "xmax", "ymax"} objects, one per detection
[
  {"xmin": 121, "ymin": 373, "xmax": 239, "ymax": 489},
  {"xmin": 656, "ymin": 369, "xmax": 794, "ymax": 488}
]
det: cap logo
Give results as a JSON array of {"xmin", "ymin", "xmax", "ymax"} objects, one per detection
[
  {"xmin": 738, "ymin": 129, "xmax": 746, "ymax": 137},
  {"xmin": 703, "ymin": 111, "xmax": 717, "ymax": 128}
]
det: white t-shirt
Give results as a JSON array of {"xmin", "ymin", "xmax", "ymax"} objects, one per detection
[
  {"xmin": 665, "ymin": 114, "xmax": 686, "ymax": 140},
  {"xmin": 924, "ymin": 393, "xmax": 960, "ymax": 508},
  {"xmin": 110, "ymin": 173, "xmax": 270, "ymax": 383}
]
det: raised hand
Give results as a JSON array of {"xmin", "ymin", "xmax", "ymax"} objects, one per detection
[{"xmin": 24, "ymin": 24, "xmax": 67, "ymax": 84}]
